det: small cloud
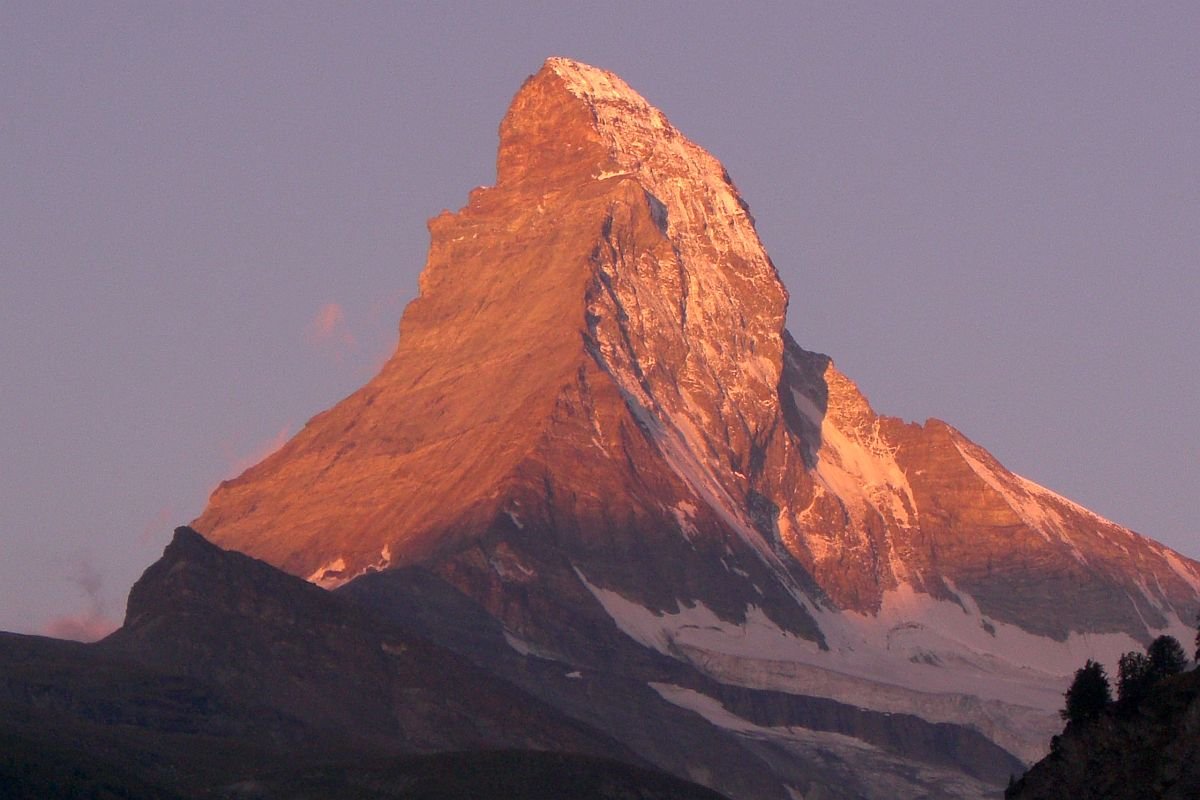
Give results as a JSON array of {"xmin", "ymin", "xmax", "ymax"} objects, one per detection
[
  {"xmin": 311, "ymin": 302, "xmax": 348, "ymax": 340},
  {"xmin": 308, "ymin": 302, "xmax": 356, "ymax": 360},
  {"xmin": 40, "ymin": 559, "xmax": 119, "ymax": 642}
]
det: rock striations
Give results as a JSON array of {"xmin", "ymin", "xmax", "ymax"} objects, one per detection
[{"xmin": 188, "ymin": 58, "xmax": 1200, "ymax": 797}]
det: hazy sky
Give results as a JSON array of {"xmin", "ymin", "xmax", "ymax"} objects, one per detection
[{"xmin": 2, "ymin": 3, "xmax": 1197, "ymax": 638}]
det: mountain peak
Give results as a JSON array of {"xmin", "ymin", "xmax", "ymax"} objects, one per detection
[
  {"xmin": 197, "ymin": 58, "xmax": 795, "ymax": 587},
  {"xmin": 496, "ymin": 57, "xmax": 671, "ymax": 188},
  {"xmin": 196, "ymin": 57, "xmax": 1200, "ymax": 686},
  {"xmin": 498, "ymin": 58, "xmax": 776, "ymax": 280},
  {"xmin": 186, "ymin": 60, "xmax": 1200, "ymax": 793},
  {"xmin": 543, "ymin": 56, "xmax": 652, "ymax": 107}
]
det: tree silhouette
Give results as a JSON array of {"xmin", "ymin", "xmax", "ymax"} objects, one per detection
[
  {"xmin": 1116, "ymin": 636, "xmax": 1188, "ymax": 708},
  {"xmin": 1146, "ymin": 634, "xmax": 1187, "ymax": 681},
  {"xmin": 1060, "ymin": 659, "xmax": 1111, "ymax": 725},
  {"xmin": 1195, "ymin": 612, "xmax": 1199, "ymax": 663},
  {"xmin": 1116, "ymin": 650, "xmax": 1152, "ymax": 705}
]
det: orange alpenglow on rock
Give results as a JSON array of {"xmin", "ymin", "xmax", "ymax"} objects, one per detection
[
  {"xmin": 195, "ymin": 61, "xmax": 1200, "ymax": 759},
  {"xmin": 196, "ymin": 57, "xmax": 796, "ymax": 598}
]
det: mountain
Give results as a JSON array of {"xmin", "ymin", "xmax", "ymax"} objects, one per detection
[
  {"xmin": 0, "ymin": 527, "xmax": 729, "ymax": 800},
  {"xmin": 60, "ymin": 57, "xmax": 1199, "ymax": 798},
  {"xmin": 2, "ymin": 526, "xmax": 1020, "ymax": 799},
  {"xmin": 1006, "ymin": 668, "xmax": 1200, "ymax": 800}
]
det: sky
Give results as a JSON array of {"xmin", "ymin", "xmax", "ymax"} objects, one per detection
[{"xmin": 2, "ymin": 3, "xmax": 1197, "ymax": 638}]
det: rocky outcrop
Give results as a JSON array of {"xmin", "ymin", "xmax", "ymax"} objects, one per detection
[{"xmin": 779, "ymin": 335, "xmax": 1200, "ymax": 640}]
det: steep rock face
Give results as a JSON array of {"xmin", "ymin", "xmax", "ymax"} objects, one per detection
[
  {"xmin": 193, "ymin": 57, "xmax": 1200, "ymax": 795},
  {"xmin": 196, "ymin": 57, "xmax": 827, "ymax": 643},
  {"xmin": 779, "ymin": 341, "xmax": 1200, "ymax": 641}
]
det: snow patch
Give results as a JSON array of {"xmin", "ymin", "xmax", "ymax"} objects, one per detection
[
  {"xmin": 504, "ymin": 631, "xmax": 534, "ymax": 657},
  {"xmin": 1164, "ymin": 550, "xmax": 1200, "ymax": 595},
  {"xmin": 954, "ymin": 440, "xmax": 1071, "ymax": 550},
  {"xmin": 575, "ymin": 564, "xmax": 1186, "ymax": 761},
  {"xmin": 791, "ymin": 391, "xmax": 824, "ymax": 429},
  {"xmin": 548, "ymin": 58, "xmax": 652, "ymax": 108},
  {"xmin": 612, "ymin": 385, "xmax": 805, "ymax": 601},
  {"xmin": 1013, "ymin": 473, "xmax": 1112, "ymax": 528},
  {"xmin": 503, "ymin": 630, "xmax": 561, "ymax": 660},
  {"xmin": 651, "ymin": 407, "xmax": 810, "ymax": 602},
  {"xmin": 811, "ymin": 405, "xmax": 917, "ymax": 529},
  {"xmin": 577, "ymin": 568, "xmax": 819, "ymax": 660},
  {"xmin": 650, "ymin": 682, "xmax": 1002, "ymax": 800},
  {"xmin": 815, "ymin": 582, "xmax": 1147, "ymax": 698},
  {"xmin": 307, "ymin": 557, "xmax": 347, "ymax": 589},
  {"xmin": 671, "ymin": 501, "xmax": 700, "ymax": 541},
  {"xmin": 649, "ymin": 683, "xmax": 759, "ymax": 734},
  {"xmin": 308, "ymin": 545, "xmax": 394, "ymax": 590}
]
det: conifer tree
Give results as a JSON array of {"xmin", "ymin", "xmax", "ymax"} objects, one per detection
[
  {"xmin": 1116, "ymin": 650, "xmax": 1152, "ymax": 705},
  {"xmin": 1117, "ymin": 635, "xmax": 1188, "ymax": 708},
  {"xmin": 1060, "ymin": 659, "xmax": 1111, "ymax": 725},
  {"xmin": 1147, "ymin": 634, "xmax": 1187, "ymax": 681}
]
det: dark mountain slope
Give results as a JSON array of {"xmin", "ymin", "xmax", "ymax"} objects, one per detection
[
  {"xmin": 0, "ymin": 528, "xmax": 728, "ymax": 799},
  {"xmin": 341, "ymin": 565, "xmax": 1025, "ymax": 792},
  {"xmin": 1007, "ymin": 669, "xmax": 1200, "ymax": 800}
]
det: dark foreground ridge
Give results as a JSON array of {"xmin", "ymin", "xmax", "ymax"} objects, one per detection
[
  {"xmin": 1007, "ymin": 668, "xmax": 1200, "ymax": 800},
  {"xmin": 1, "ymin": 527, "xmax": 1022, "ymax": 799},
  {"xmin": 0, "ymin": 527, "xmax": 722, "ymax": 800}
]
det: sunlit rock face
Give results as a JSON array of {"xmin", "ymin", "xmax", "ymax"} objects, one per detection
[
  {"xmin": 194, "ymin": 57, "xmax": 1200, "ymax": 796},
  {"xmin": 194, "ymin": 57, "xmax": 824, "ymax": 643}
]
